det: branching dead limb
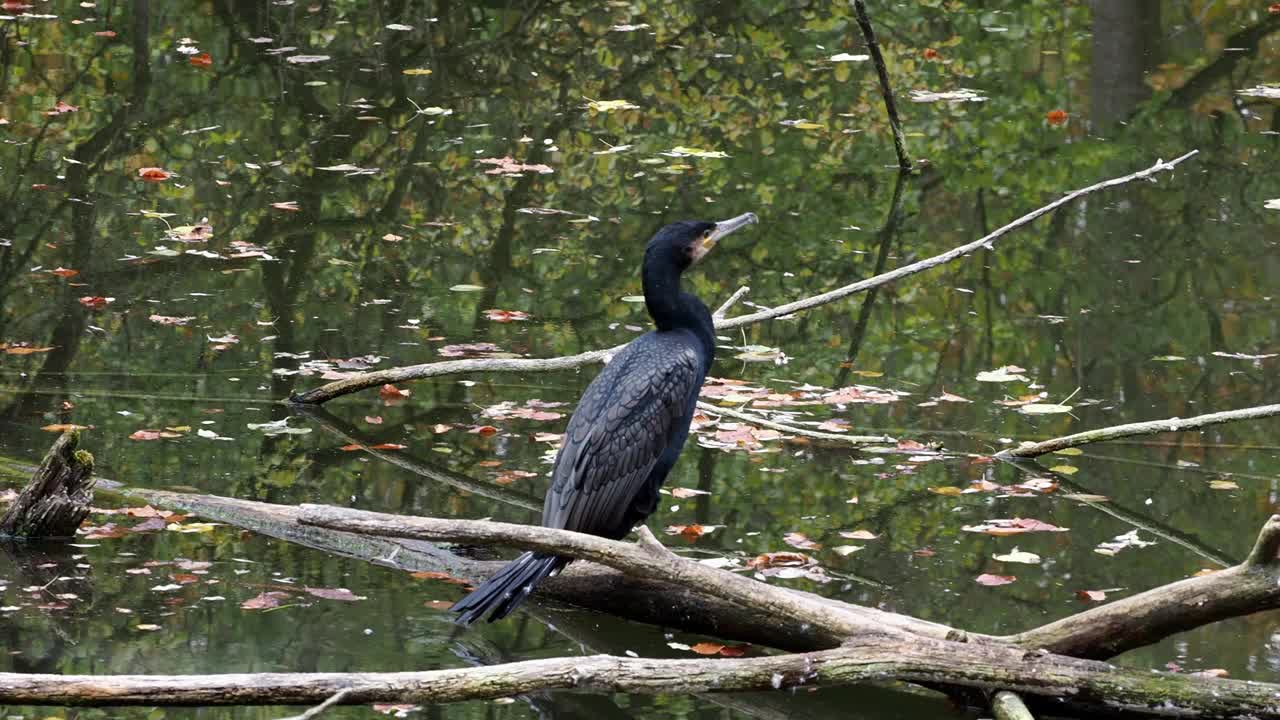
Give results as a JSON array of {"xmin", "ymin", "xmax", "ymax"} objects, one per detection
[
  {"xmin": 997, "ymin": 402, "xmax": 1280, "ymax": 459},
  {"xmin": 287, "ymin": 151, "xmax": 1197, "ymax": 405},
  {"xmin": 297, "ymin": 504, "xmax": 885, "ymax": 640},
  {"xmin": 851, "ymin": 0, "xmax": 912, "ymax": 171}
]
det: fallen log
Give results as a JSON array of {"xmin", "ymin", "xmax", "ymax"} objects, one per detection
[{"xmin": 4, "ymin": 633, "xmax": 1280, "ymax": 717}]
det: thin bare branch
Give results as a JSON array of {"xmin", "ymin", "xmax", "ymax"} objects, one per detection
[
  {"xmin": 275, "ymin": 689, "xmax": 352, "ymax": 720},
  {"xmin": 696, "ymin": 401, "xmax": 895, "ymax": 445},
  {"xmin": 713, "ymin": 285, "xmax": 751, "ymax": 318},
  {"xmin": 288, "ymin": 152, "xmax": 1198, "ymax": 405},
  {"xmin": 998, "ymin": 402, "xmax": 1280, "ymax": 459}
]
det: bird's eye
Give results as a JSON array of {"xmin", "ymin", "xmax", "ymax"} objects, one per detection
[{"xmin": 701, "ymin": 229, "xmax": 713, "ymax": 240}]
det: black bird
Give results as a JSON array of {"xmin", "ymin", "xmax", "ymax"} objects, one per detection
[{"xmin": 452, "ymin": 212, "xmax": 758, "ymax": 624}]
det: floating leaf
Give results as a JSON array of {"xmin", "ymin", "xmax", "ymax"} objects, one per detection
[
  {"xmin": 975, "ymin": 573, "xmax": 1016, "ymax": 586},
  {"xmin": 402, "ymin": 68, "xmax": 432, "ymax": 75},
  {"xmin": 829, "ymin": 53, "xmax": 869, "ymax": 62},
  {"xmin": 586, "ymin": 99, "xmax": 640, "ymax": 112},
  {"xmin": 992, "ymin": 548, "xmax": 1041, "ymax": 565},
  {"xmin": 285, "ymin": 54, "xmax": 330, "ymax": 64},
  {"xmin": 1049, "ymin": 465, "xmax": 1078, "ymax": 475},
  {"xmin": 832, "ymin": 545, "xmax": 863, "ymax": 556},
  {"xmin": 450, "ymin": 284, "xmax": 485, "ymax": 292},
  {"xmin": 666, "ymin": 146, "xmax": 729, "ymax": 159},
  {"xmin": 1208, "ymin": 479, "xmax": 1239, "ymax": 490},
  {"xmin": 976, "ymin": 365, "xmax": 1029, "ymax": 383},
  {"xmin": 1019, "ymin": 403, "xmax": 1073, "ymax": 415}
]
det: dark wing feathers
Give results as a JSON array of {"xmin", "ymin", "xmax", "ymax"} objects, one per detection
[{"xmin": 542, "ymin": 335, "xmax": 702, "ymax": 537}]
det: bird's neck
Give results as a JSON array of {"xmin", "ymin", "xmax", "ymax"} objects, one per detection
[{"xmin": 642, "ymin": 261, "xmax": 715, "ymax": 358}]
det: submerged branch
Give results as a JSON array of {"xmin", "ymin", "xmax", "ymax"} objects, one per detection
[
  {"xmin": 288, "ymin": 152, "xmax": 1197, "ymax": 405},
  {"xmin": 998, "ymin": 402, "xmax": 1280, "ymax": 459}
]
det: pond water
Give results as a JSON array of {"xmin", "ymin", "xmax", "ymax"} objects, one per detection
[{"xmin": 2, "ymin": 2, "xmax": 1279, "ymax": 718}]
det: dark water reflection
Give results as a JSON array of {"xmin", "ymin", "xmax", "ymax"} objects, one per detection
[{"xmin": 2, "ymin": 1, "xmax": 1279, "ymax": 717}]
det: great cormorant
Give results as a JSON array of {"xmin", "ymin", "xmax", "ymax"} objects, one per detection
[{"xmin": 452, "ymin": 212, "xmax": 758, "ymax": 624}]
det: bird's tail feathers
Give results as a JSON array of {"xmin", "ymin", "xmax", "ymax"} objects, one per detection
[{"xmin": 450, "ymin": 552, "xmax": 565, "ymax": 625}]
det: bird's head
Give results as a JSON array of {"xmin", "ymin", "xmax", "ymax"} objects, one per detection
[{"xmin": 645, "ymin": 212, "xmax": 758, "ymax": 271}]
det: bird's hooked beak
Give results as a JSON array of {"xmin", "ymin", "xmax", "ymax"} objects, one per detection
[{"xmin": 692, "ymin": 212, "xmax": 758, "ymax": 264}]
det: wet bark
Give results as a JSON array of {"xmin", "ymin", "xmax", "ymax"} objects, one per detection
[{"xmin": 0, "ymin": 431, "xmax": 95, "ymax": 539}]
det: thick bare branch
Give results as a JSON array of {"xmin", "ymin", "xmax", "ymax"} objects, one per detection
[
  {"xmin": 297, "ymin": 503, "xmax": 884, "ymax": 640},
  {"xmin": 998, "ymin": 402, "xmax": 1280, "ymax": 459},
  {"xmin": 992, "ymin": 691, "xmax": 1036, "ymax": 720},
  {"xmin": 288, "ymin": 152, "xmax": 1198, "ymax": 405},
  {"xmin": 5, "ymin": 633, "xmax": 1280, "ymax": 717}
]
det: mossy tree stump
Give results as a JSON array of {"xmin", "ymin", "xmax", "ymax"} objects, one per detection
[{"xmin": 0, "ymin": 430, "xmax": 95, "ymax": 539}]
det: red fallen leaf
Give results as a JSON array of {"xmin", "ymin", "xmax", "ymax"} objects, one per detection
[
  {"xmin": 410, "ymin": 571, "xmax": 471, "ymax": 586},
  {"xmin": 240, "ymin": 591, "xmax": 292, "ymax": 610},
  {"xmin": 30, "ymin": 183, "xmax": 49, "ymax": 190},
  {"xmin": 470, "ymin": 425, "xmax": 499, "ymax": 436},
  {"xmin": 49, "ymin": 267, "xmax": 79, "ymax": 278},
  {"xmin": 271, "ymin": 201, "xmax": 301, "ymax": 212},
  {"xmin": 1077, "ymin": 589, "xmax": 1107, "ymax": 602},
  {"xmin": 970, "ymin": 455, "xmax": 995, "ymax": 465},
  {"xmin": 137, "ymin": 167, "xmax": 172, "ymax": 182},
  {"xmin": 41, "ymin": 423, "xmax": 91, "ymax": 432},
  {"xmin": 423, "ymin": 600, "xmax": 453, "ymax": 610},
  {"xmin": 172, "ymin": 573, "xmax": 199, "ymax": 584},
  {"xmin": 45, "ymin": 100, "xmax": 78, "ymax": 115},
  {"xmin": 1046, "ymin": 109, "xmax": 1069, "ymax": 126},
  {"xmin": 339, "ymin": 444, "xmax": 365, "ymax": 452},
  {"xmin": 2, "ymin": 1, "xmax": 33, "ymax": 10},
  {"xmin": 478, "ymin": 460, "xmax": 502, "ymax": 468},
  {"xmin": 1271, "ymin": 3, "xmax": 1280, "ymax": 14},
  {"xmin": 368, "ymin": 443, "xmax": 406, "ymax": 450},
  {"xmin": 483, "ymin": 309, "xmax": 530, "ymax": 322},
  {"xmin": 783, "ymin": 532, "xmax": 822, "ymax": 550},
  {"xmin": 690, "ymin": 642, "xmax": 724, "ymax": 655},
  {"xmin": 82, "ymin": 523, "xmax": 129, "ymax": 539},
  {"xmin": 379, "ymin": 384, "xmax": 410, "ymax": 400},
  {"xmin": 94, "ymin": 30, "xmax": 117, "ymax": 38},
  {"xmin": 746, "ymin": 552, "xmax": 811, "ymax": 570},
  {"xmin": 921, "ymin": 47, "xmax": 940, "ymax": 60},
  {"xmin": 913, "ymin": 547, "xmax": 936, "ymax": 557},
  {"xmin": 976, "ymin": 573, "xmax": 1016, "ymax": 586},
  {"xmin": 129, "ymin": 429, "xmax": 163, "ymax": 441},
  {"xmin": 78, "ymin": 296, "xmax": 113, "ymax": 310},
  {"xmin": 895, "ymin": 439, "xmax": 929, "ymax": 451},
  {"xmin": 718, "ymin": 645, "xmax": 750, "ymax": 657},
  {"xmin": 188, "ymin": 52, "xmax": 213, "ymax": 68},
  {"xmin": 1192, "ymin": 668, "xmax": 1230, "ymax": 678},
  {"xmin": 364, "ymin": 415, "xmax": 383, "ymax": 424},
  {"xmin": 305, "ymin": 587, "xmax": 366, "ymax": 601},
  {"xmin": 665, "ymin": 524, "xmax": 716, "ymax": 541}
]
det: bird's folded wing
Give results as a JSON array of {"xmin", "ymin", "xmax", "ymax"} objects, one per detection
[{"xmin": 542, "ymin": 341, "xmax": 701, "ymax": 536}]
